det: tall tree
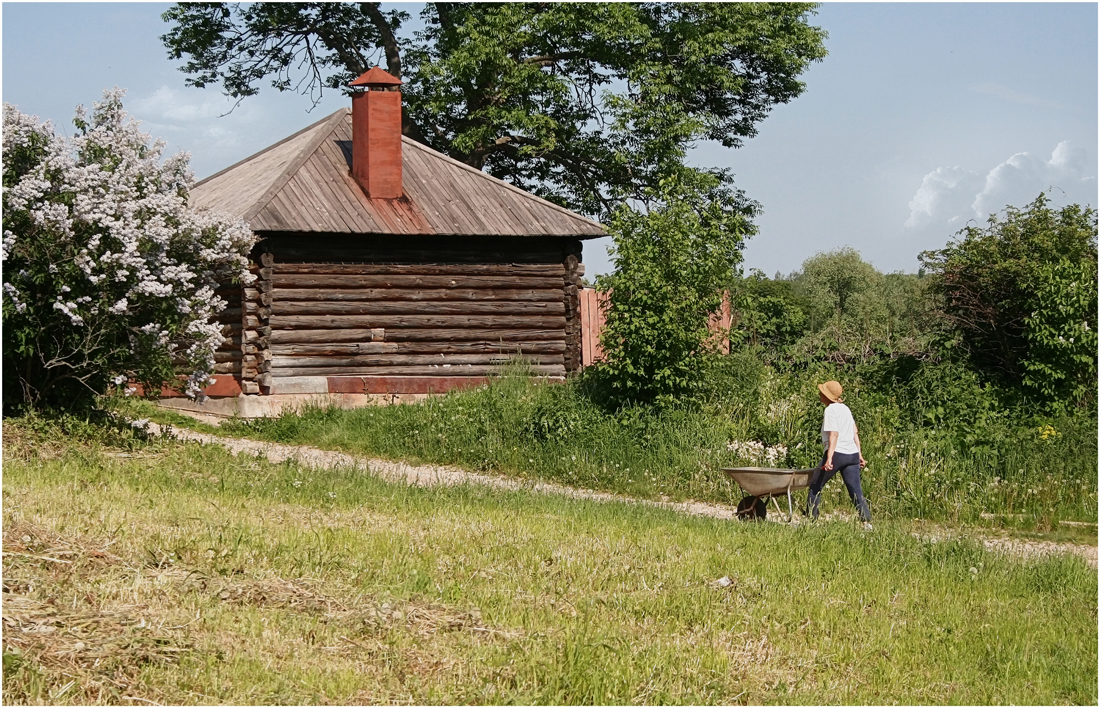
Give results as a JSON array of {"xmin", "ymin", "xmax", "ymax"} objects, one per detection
[{"xmin": 161, "ymin": 2, "xmax": 827, "ymax": 218}]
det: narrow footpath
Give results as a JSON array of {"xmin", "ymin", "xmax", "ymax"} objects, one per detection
[{"xmin": 149, "ymin": 423, "xmax": 1097, "ymax": 569}]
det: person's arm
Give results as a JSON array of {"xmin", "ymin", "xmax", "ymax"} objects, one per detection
[
  {"xmin": 854, "ymin": 423, "xmax": 867, "ymax": 468},
  {"xmin": 824, "ymin": 431, "xmax": 838, "ymax": 470}
]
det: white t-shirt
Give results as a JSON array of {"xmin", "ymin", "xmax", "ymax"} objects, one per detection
[{"xmin": 821, "ymin": 402, "xmax": 859, "ymax": 455}]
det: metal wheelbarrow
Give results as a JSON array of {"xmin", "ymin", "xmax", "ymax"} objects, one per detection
[{"xmin": 722, "ymin": 466, "xmax": 818, "ymax": 522}]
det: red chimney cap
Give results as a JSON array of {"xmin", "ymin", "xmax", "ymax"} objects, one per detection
[{"xmin": 350, "ymin": 67, "xmax": 403, "ymax": 88}]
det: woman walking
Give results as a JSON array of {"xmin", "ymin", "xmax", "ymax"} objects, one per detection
[{"xmin": 808, "ymin": 380, "xmax": 872, "ymax": 528}]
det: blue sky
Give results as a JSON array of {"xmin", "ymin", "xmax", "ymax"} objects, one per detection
[{"xmin": 4, "ymin": 2, "xmax": 1096, "ymax": 277}]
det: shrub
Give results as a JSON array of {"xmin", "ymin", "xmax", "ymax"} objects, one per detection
[
  {"xmin": 596, "ymin": 174, "xmax": 754, "ymax": 407},
  {"xmin": 919, "ymin": 194, "xmax": 1097, "ymax": 411},
  {"xmin": 2, "ymin": 90, "xmax": 255, "ymax": 412}
]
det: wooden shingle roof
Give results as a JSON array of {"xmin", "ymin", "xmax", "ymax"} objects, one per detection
[{"xmin": 189, "ymin": 109, "xmax": 605, "ymax": 238}]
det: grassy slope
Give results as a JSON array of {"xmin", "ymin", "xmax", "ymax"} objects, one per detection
[
  {"xmin": 3, "ymin": 422, "xmax": 1096, "ymax": 705},
  {"xmin": 113, "ymin": 364, "xmax": 1099, "ymax": 529}
]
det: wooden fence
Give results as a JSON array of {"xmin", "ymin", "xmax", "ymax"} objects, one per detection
[{"xmin": 578, "ymin": 288, "xmax": 730, "ymax": 368}]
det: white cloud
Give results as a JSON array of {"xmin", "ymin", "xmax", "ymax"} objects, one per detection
[
  {"xmin": 905, "ymin": 141, "xmax": 1096, "ymax": 235},
  {"xmin": 904, "ymin": 166, "xmax": 985, "ymax": 229}
]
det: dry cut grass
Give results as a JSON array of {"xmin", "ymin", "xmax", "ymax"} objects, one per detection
[{"xmin": 3, "ymin": 417, "xmax": 1096, "ymax": 705}]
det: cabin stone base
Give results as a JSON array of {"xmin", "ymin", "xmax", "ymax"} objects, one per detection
[
  {"xmin": 157, "ymin": 391, "xmax": 430, "ymax": 423},
  {"xmin": 156, "ymin": 374, "xmax": 565, "ymax": 422}
]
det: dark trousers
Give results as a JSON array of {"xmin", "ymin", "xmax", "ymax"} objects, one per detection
[{"xmin": 808, "ymin": 451, "xmax": 871, "ymax": 521}]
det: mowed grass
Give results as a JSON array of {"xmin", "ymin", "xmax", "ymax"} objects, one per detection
[{"xmin": 2, "ymin": 421, "xmax": 1096, "ymax": 705}]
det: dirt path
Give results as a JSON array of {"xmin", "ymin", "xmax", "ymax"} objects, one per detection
[{"xmin": 150, "ymin": 423, "xmax": 1097, "ymax": 569}]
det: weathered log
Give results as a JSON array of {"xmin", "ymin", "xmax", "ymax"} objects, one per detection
[
  {"xmin": 272, "ymin": 353, "xmax": 564, "ymax": 368},
  {"xmin": 244, "ymin": 315, "xmax": 263, "ymax": 328},
  {"xmin": 258, "ymin": 372, "xmax": 273, "ymax": 388},
  {"xmin": 272, "ymin": 274, "xmax": 563, "ymax": 289},
  {"xmin": 265, "ymin": 243, "xmax": 566, "ymax": 264},
  {"xmin": 271, "ymin": 301, "xmax": 566, "ymax": 316},
  {"xmin": 242, "ymin": 381, "xmax": 260, "ymax": 394},
  {"xmin": 270, "ymin": 364, "xmax": 566, "ymax": 377},
  {"xmin": 244, "ymin": 289, "xmax": 274, "ymax": 305},
  {"xmin": 259, "ymin": 252, "xmax": 275, "ymax": 267},
  {"xmin": 243, "ymin": 302, "xmax": 272, "ymax": 317},
  {"xmin": 273, "ymin": 263, "xmax": 567, "ymax": 276},
  {"xmin": 563, "ymin": 254, "xmax": 584, "ymax": 374},
  {"xmin": 272, "ymin": 314, "xmax": 566, "ymax": 330},
  {"xmin": 243, "ymin": 329, "xmax": 271, "ymax": 343},
  {"xmin": 273, "ymin": 287, "xmax": 564, "ymax": 303},
  {"xmin": 269, "ymin": 341, "xmax": 566, "ymax": 357},
  {"xmin": 249, "ymin": 266, "xmax": 272, "ymax": 280},
  {"xmin": 213, "ymin": 351, "xmax": 244, "ymax": 362},
  {"xmin": 268, "ymin": 328, "xmax": 565, "ymax": 344},
  {"xmin": 213, "ymin": 361, "xmax": 243, "ymax": 374}
]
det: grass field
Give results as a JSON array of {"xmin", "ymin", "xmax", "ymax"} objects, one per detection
[
  {"xmin": 115, "ymin": 365, "xmax": 1098, "ymax": 528},
  {"xmin": 3, "ymin": 417, "xmax": 1096, "ymax": 705}
]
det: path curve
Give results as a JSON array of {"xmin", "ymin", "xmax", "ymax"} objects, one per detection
[{"xmin": 149, "ymin": 423, "xmax": 1096, "ymax": 568}]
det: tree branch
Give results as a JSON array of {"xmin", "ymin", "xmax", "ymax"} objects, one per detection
[
  {"xmin": 359, "ymin": 2, "xmax": 402, "ymax": 78},
  {"xmin": 523, "ymin": 51, "xmax": 584, "ymax": 67}
]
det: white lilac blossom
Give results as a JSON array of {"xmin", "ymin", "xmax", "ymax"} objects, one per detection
[
  {"xmin": 2, "ymin": 90, "xmax": 255, "ymax": 404},
  {"xmin": 726, "ymin": 440, "xmax": 789, "ymax": 466}
]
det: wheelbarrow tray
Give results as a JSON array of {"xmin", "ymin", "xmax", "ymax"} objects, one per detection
[{"xmin": 722, "ymin": 467, "xmax": 816, "ymax": 497}]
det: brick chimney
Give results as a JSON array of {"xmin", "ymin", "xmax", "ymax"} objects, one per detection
[{"xmin": 349, "ymin": 67, "xmax": 403, "ymax": 199}]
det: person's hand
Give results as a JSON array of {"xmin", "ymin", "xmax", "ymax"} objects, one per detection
[
  {"xmin": 823, "ymin": 456, "xmax": 834, "ymax": 471},
  {"xmin": 859, "ymin": 454, "xmax": 867, "ymax": 468}
]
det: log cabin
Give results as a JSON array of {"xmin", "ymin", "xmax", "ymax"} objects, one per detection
[{"xmin": 163, "ymin": 67, "xmax": 605, "ymax": 418}]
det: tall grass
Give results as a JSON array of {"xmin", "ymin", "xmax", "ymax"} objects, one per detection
[
  {"xmin": 3, "ymin": 417, "xmax": 1096, "ymax": 705},
  {"xmin": 207, "ymin": 357, "xmax": 1097, "ymax": 526}
]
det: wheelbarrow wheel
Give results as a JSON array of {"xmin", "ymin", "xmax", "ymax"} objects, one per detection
[{"xmin": 736, "ymin": 496, "xmax": 767, "ymax": 521}]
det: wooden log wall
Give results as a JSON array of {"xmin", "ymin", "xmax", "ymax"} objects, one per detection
[
  {"xmin": 562, "ymin": 248, "xmax": 584, "ymax": 373},
  {"xmin": 212, "ymin": 281, "xmax": 244, "ymax": 375},
  {"xmin": 236, "ymin": 253, "xmax": 275, "ymax": 393},
  {"xmin": 232, "ymin": 235, "xmax": 589, "ymax": 387}
]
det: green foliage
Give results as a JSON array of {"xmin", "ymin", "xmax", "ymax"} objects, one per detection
[
  {"xmin": 594, "ymin": 175, "xmax": 754, "ymax": 407},
  {"xmin": 798, "ymin": 246, "xmax": 882, "ymax": 324},
  {"xmin": 729, "ymin": 269, "xmax": 809, "ymax": 350},
  {"xmin": 1021, "ymin": 258, "xmax": 1098, "ymax": 411},
  {"xmin": 919, "ymin": 194, "xmax": 1098, "ymax": 410},
  {"xmin": 161, "ymin": 2, "xmax": 828, "ymax": 219},
  {"xmin": 733, "ymin": 249, "xmax": 939, "ymax": 366}
]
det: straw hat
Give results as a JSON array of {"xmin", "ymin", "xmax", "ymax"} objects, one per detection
[{"xmin": 818, "ymin": 380, "xmax": 843, "ymax": 403}]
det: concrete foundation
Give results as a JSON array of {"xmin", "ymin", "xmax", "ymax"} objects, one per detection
[
  {"xmin": 156, "ymin": 374, "xmax": 565, "ymax": 423},
  {"xmin": 157, "ymin": 391, "xmax": 432, "ymax": 422}
]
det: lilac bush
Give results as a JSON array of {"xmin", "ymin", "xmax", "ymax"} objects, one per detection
[{"xmin": 2, "ymin": 88, "xmax": 255, "ymax": 410}]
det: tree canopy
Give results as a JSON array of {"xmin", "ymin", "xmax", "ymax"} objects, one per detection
[{"xmin": 161, "ymin": 2, "xmax": 827, "ymax": 219}]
